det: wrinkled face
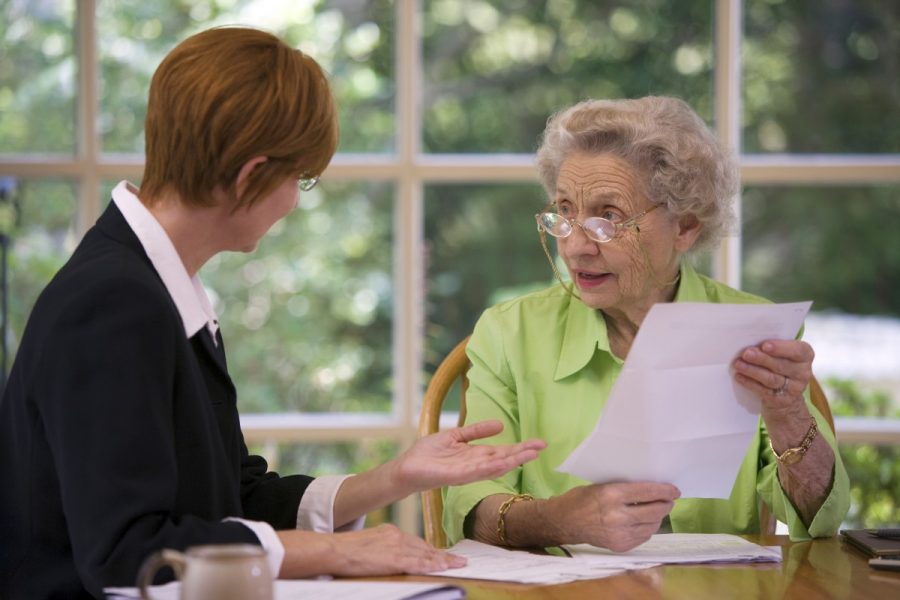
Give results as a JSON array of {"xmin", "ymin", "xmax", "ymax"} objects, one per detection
[{"xmin": 554, "ymin": 152, "xmax": 687, "ymax": 314}]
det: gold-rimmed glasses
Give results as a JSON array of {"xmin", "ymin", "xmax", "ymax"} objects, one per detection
[{"xmin": 535, "ymin": 203, "xmax": 660, "ymax": 244}]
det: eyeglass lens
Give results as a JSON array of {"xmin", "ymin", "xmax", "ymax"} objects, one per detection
[{"xmin": 538, "ymin": 213, "xmax": 616, "ymax": 243}]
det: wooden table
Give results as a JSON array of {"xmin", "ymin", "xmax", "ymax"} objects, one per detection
[{"xmin": 370, "ymin": 536, "xmax": 900, "ymax": 599}]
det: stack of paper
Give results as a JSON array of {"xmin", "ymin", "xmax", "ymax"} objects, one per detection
[
  {"xmin": 428, "ymin": 540, "xmax": 635, "ymax": 584},
  {"xmin": 428, "ymin": 534, "xmax": 781, "ymax": 585},
  {"xmin": 565, "ymin": 533, "xmax": 783, "ymax": 567}
]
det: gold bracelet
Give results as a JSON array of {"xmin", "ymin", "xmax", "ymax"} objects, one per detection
[
  {"xmin": 496, "ymin": 493, "xmax": 533, "ymax": 545},
  {"xmin": 770, "ymin": 417, "xmax": 818, "ymax": 466}
]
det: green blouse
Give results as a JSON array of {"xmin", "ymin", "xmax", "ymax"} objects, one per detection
[{"xmin": 443, "ymin": 263, "xmax": 849, "ymax": 545}]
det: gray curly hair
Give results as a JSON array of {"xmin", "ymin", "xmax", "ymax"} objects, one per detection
[{"xmin": 536, "ymin": 96, "xmax": 738, "ymax": 251}]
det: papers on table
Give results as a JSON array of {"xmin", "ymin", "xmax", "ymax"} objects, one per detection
[
  {"xmin": 109, "ymin": 535, "xmax": 784, "ymax": 596},
  {"xmin": 565, "ymin": 533, "xmax": 783, "ymax": 566},
  {"xmin": 557, "ymin": 301, "xmax": 812, "ymax": 498},
  {"xmin": 105, "ymin": 579, "xmax": 464, "ymax": 600},
  {"xmin": 426, "ymin": 535, "xmax": 782, "ymax": 585},
  {"xmin": 427, "ymin": 539, "xmax": 634, "ymax": 584}
]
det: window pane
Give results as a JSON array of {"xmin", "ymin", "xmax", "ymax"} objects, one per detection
[
  {"xmin": 4, "ymin": 179, "xmax": 78, "ymax": 367},
  {"xmin": 0, "ymin": 1, "xmax": 76, "ymax": 154},
  {"xmin": 424, "ymin": 184, "xmax": 550, "ymax": 378},
  {"xmin": 97, "ymin": 0, "xmax": 394, "ymax": 154},
  {"xmin": 743, "ymin": 0, "xmax": 900, "ymax": 153},
  {"xmin": 247, "ymin": 439, "xmax": 400, "ymax": 526},
  {"xmin": 742, "ymin": 186, "xmax": 900, "ymax": 527},
  {"xmin": 837, "ymin": 441, "xmax": 900, "ymax": 528},
  {"xmin": 741, "ymin": 186, "xmax": 900, "ymax": 384},
  {"xmin": 203, "ymin": 182, "xmax": 394, "ymax": 413},
  {"xmin": 422, "ymin": 0, "xmax": 713, "ymax": 153}
]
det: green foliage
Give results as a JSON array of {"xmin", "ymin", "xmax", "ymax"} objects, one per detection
[
  {"xmin": 93, "ymin": 0, "xmax": 396, "ymax": 154},
  {"xmin": 424, "ymin": 184, "xmax": 553, "ymax": 367},
  {"xmin": 0, "ymin": 0, "xmax": 76, "ymax": 153},
  {"xmin": 204, "ymin": 182, "xmax": 395, "ymax": 414},
  {"xmin": 422, "ymin": 0, "xmax": 714, "ymax": 153},
  {"xmin": 5, "ymin": 181, "xmax": 78, "ymax": 360},
  {"xmin": 828, "ymin": 379, "xmax": 900, "ymax": 527},
  {"xmin": 742, "ymin": 186, "xmax": 900, "ymax": 316},
  {"xmin": 744, "ymin": 0, "xmax": 899, "ymax": 153}
]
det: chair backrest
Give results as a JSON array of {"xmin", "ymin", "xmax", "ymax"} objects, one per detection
[
  {"xmin": 809, "ymin": 376, "xmax": 835, "ymax": 434},
  {"xmin": 418, "ymin": 335, "xmax": 471, "ymax": 549},
  {"xmin": 417, "ymin": 336, "xmax": 836, "ymax": 542}
]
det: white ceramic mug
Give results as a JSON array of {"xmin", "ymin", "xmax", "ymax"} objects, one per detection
[{"xmin": 138, "ymin": 544, "xmax": 273, "ymax": 600}]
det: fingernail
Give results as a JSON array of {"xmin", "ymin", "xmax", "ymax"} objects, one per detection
[{"xmin": 763, "ymin": 342, "xmax": 774, "ymax": 352}]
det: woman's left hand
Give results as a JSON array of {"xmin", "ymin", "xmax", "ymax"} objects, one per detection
[
  {"xmin": 732, "ymin": 338, "xmax": 835, "ymax": 525},
  {"xmin": 732, "ymin": 338, "xmax": 814, "ymax": 416},
  {"xmin": 390, "ymin": 420, "xmax": 546, "ymax": 496}
]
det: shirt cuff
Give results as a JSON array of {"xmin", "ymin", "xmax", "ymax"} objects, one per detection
[
  {"xmin": 297, "ymin": 474, "xmax": 365, "ymax": 533},
  {"xmin": 224, "ymin": 518, "xmax": 284, "ymax": 578}
]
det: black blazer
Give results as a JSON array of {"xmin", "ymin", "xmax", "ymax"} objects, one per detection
[{"xmin": 0, "ymin": 203, "xmax": 313, "ymax": 599}]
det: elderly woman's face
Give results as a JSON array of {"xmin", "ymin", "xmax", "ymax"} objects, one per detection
[{"xmin": 554, "ymin": 152, "xmax": 690, "ymax": 314}]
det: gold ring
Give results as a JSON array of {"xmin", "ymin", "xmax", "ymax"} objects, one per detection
[{"xmin": 775, "ymin": 375, "xmax": 789, "ymax": 395}]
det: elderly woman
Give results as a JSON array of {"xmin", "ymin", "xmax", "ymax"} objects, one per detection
[{"xmin": 443, "ymin": 96, "xmax": 849, "ymax": 552}]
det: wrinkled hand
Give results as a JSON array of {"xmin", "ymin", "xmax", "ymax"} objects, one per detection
[
  {"xmin": 549, "ymin": 482, "xmax": 680, "ymax": 552},
  {"xmin": 279, "ymin": 524, "xmax": 466, "ymax": 577},
  {"xmin": 391, "ymin": 420, "xmax": 545, "ymax": 495},
  {"xmin": 732, "ymin": 339, "xmax": 814, "ymax": 415}
]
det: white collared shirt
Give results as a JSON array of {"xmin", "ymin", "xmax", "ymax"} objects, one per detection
[{"xmin": 111, "ymin": 181, "xmax": 362, "ymax": 577}]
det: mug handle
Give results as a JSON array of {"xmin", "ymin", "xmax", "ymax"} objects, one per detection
[{"xmin": 137, "ymin": 549, "xmax": 187, "ymax": 600}]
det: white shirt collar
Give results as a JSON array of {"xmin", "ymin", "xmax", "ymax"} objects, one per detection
[{"xmin": 111, "ymin": 180, "xmax": 219, "ymax": 342}]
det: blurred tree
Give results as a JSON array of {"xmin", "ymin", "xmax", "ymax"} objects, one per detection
[
  {"xmin": 829, "ymin": 378, "xmax": 900, "ymax": 527},
  {"xmin": 0, "ymin": 0, "xmax": 76, "ymax": 153},
  {"xmin": 4, "ymin": 181, "xmax": 78, "ymax": 363},
  {"xmin": 422, "ymin": 0, "xmax": 713, "ymax": 153},
  {"xmin": 204, "ymin": 182, "xmax": 394, "ymax": 415},
  {"xmin": 96, "ymin": 0, "xmax": 396, "ymax": 154},
  {"xmin": 744, "ymin": 0, "xmax": 899, "ymax": 153},
  {"xmin": 742, "ymin": 186, "xmax": 900, "ymax": 316}
]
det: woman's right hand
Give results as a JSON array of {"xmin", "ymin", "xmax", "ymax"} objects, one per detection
[
  {"xmin": 277, "ymin": 524, "xmax": 465, "ymax": 578},
  {"xmin": 474, "ymin": 481, "xmax": 680, "ymax": 552},
  {"xmin": 548, "ymin": 482, "xmax": 680, "ymax": 551}
]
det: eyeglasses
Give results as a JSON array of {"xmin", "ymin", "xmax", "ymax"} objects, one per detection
[
  {"xmin": 535, "ymin": 204, "xmax": 660, "ymax": 244},
  {"xmin": 298, "ymin": 175, "xmax": 320, "ymax": 192}
]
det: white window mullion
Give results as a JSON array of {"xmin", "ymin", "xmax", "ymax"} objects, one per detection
[
  {"xmin": 76, "ymin": 0, "xmax": 100, "ymax": 234},
  {"xmin": 713, "ymin": 0, "xmax": 743, "ymax": 289},
  {"xmin": 741, "ymin": 155, "xmax": 900, "ymax": 184},
  {"xmin": 393, "ymin": 0, "xmax": 424, "ymax": 534}
]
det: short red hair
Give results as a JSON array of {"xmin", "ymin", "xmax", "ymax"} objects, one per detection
[{"xmin": 140, "ymin": 26, "xmax": 338, "ymax": 209}]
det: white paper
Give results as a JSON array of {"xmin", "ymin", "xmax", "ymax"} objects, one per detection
[
  {"xmin": 565, "ymin": 533, "xmax": 783, "ymax": 567},
  {"xmin": 558, "ymin": 301, "xmax": 812, "ymax": 498},
  {"xmin": 105, "ymin": 579, "xmax": 464, "ymax": 600},
  {"xmin": 427, "ymin": 539, "xmax": 637, "ymax": 584},
  {"xmin": 425, "ymin": 535, "xmax": 780, "ymax": 585}
]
